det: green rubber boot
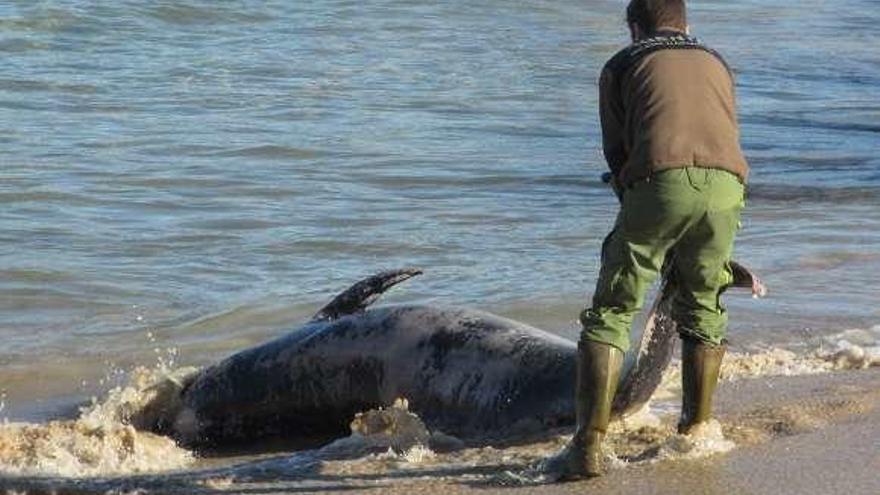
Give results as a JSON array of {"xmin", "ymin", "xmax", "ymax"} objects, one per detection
[
  {"xmin": 678, "ymin": 337, "xmax": 726, "ymax": 435},
  {"xmin": 559, "ymin": 341, "xmax": 624, "ymax": 480}
]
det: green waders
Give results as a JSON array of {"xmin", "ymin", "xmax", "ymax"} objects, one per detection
[
  {"xmin": 558, "ymin": 340, "xmax": 624, "ymax": 480},
  {"xmin": 564, "ymin": 167, "xmax": 744, "ymax": 479},
  {"xmin": 581, "ymin": 167, "xmax": 745, "ymax": 351},
  {"xmin": 678, "ymin": 336, "xmax": 726, "ymax": 434}
]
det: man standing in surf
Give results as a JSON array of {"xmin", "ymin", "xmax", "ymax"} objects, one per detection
[{"xmin": 560, "ymin": 0, "xmax": 749, "ymax": 480}]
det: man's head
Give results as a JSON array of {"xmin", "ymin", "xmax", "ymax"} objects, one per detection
[{"xmin": 626, "ymin": 0, "xmax": 688, "ymax": 41}]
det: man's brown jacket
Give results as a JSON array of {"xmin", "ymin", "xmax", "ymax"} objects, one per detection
[{"xmin": 600, "ymin": 33, "xmax": 750, "ymax": 186}]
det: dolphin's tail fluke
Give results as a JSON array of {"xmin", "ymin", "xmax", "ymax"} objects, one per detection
[
  {"xmin": 310, "ymin": 268, "xmax": 423, "ymax": 322},
  {"xmin": 729, "ymin": 260, "xmax": 768, "ymax": 298}
]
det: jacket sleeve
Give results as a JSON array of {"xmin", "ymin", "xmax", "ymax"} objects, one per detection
[{"xmin": 599, "ymin": 67, "xmax": 627, "ymax": 178}]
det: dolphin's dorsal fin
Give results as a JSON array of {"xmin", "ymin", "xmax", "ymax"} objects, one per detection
[{"xmin": 310, "ymin": 268, "xmax": 423, "ymax": 322}]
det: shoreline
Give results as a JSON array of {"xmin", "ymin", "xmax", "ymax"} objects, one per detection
[
  {"xmin": 286, "ymin": 367, "xmax": 880, "ymax": 495},
  {"xmin": 2, "ymin": 367, "xmax": 879, "ymax": 494}
]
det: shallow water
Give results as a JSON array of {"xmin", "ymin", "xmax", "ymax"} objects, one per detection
[
  {"xmin": 0, "ymin": 326, "xmax": 877, "ymax": 492},
  {"xmin": 0, "ymin": 0, "xmax": 879, "ymax": 487}
]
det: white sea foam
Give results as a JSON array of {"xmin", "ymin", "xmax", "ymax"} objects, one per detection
[
  {"xmin": 654, "ymin": 420, "xmax": 735, "ymax": 460},
  {"xmin": 2, "ymin": 325, "xmax": 877, "ymax": 484},
  {"xmin": 722, "ymin": 326, "xmax": 880, "ymax": 380},
  {"xmin": 0, "ymin": 351, "xmax": 198, "ymax": 477},
  {"xmin": 651, "ymin": 326, "xmax": 880, "ymax": 406}
]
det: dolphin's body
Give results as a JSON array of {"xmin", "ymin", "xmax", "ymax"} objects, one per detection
[{"xmin": 162, "ymin": 266, "xmax": 764, "ymax": 448}]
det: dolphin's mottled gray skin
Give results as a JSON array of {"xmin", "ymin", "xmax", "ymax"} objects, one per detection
[{"xmin": 166, "ymin": 266, "xmax": 764, "ymax": 448}]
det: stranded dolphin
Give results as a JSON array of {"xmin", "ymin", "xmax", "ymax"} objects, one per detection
[{"xmin": 148, "ymin": 265, "xmax": 764, "ymax": 448}]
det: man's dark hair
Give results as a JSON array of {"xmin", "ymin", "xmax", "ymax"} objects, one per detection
[{"xmin": 626, "ymin": 0, "xmax": 687, "ymax": 34}]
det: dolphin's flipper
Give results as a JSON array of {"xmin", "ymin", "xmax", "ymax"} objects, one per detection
[
  {"xmin": 612, "ymin": 259, "xmax": 766, "ymax": 417},
  {"xmin": 311, "ymin": 268, "xmax": 423, "ymax": 322}
]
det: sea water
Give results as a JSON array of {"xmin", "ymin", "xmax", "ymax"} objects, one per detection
[{"xmin": 0, "ymin": 0, "xmax": 878, "ymax": 489}]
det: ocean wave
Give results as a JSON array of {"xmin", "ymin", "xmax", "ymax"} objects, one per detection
[
  {"xmin": 0, "ymin": 78, "xmax": 100, "ymax": 95},
  {"xmin": 196, "ymin": 144, "xmax": 327, "ymax": 160},
  {"xmin": 138, "ymin": 3, "xmax": 276, "ymax": 27},
  {"xmin": 0, "ymin": 363, "xmax": 197, "ymax": 477},
  {"xmin": 746, "ymin": 183, "xmax": 880, "ymax": 204},
  {"xmin": 0, "ymin": 8, "xmax": 87, "ymax": 34},
  {"xmin": 746, "ymin": 113, "xmax": 880, "ymax": 134}
]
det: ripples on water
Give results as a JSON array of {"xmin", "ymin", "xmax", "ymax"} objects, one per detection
[{"xmin": 0, "ymin": 0, "xmax": 879, "ymax": 419}]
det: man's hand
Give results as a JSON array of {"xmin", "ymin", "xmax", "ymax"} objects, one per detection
[{"xmin": 601, "ymin": 172, "xmax": 625, "ymax": 203}]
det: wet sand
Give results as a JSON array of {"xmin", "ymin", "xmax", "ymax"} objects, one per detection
[
  {"xmin": 249, "ymin": 368, "xmax": 880, "ymax": 495},
  {"xmin": 565, "ymin": 367, "xmax": 880, "ymax": 495},
  {"xmin": 5, "ymin": 366, "xmax": 878, "ymax": 495}
]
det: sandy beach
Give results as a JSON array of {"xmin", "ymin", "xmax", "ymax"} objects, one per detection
[
  {"xmin": 3, "ymin": 364, "xmax": 878, "ymax": 495},
  {"xmin": 531, "ymin": 368, "xmax": 880, "ymax": 495},
  {"xmin": 241, "ymin": 367, "xmax": 880, "ymax": 495},
  {"xmin": 244, "ymin": 367, "xmax": 880, "ymax": 495}
]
